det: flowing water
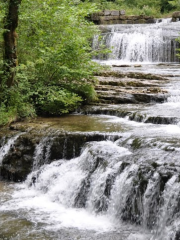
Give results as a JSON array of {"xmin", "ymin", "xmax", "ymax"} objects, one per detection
[
  {"xmin": 93, "ymin": 19, "xmax": 180, "ymax": 63},
  {"xmin": 1, "ymin": 20, "xmax": 180, "ymax": 240}
]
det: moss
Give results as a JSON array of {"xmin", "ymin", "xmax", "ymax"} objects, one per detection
[{"xmin": 132, "ymin": 138, "xmax": 142, "ymax": 150}]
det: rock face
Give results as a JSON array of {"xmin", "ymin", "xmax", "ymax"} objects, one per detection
[
  {"xmin": 90, "ymin": 10, "xmax": 155, "ymax": 24},
  {"xmin": 0, "ymin": 124, "xmax": 120, "ymax": 182}
]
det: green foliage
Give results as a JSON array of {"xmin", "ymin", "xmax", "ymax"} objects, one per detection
[
  {"xmin": 0, "ymin": 68, "xmax": 36, "ymax": 120},
  {"xmin": 0, "ymin": 104, "xmax": 17, "ymax": 126},
  {"xmin": 89, "ymin": 0, "xmax": 178, "ymax": 15},
  {"xmin": 17, "ymin": 0, "xmax": 100, "ymax": 96},
  {"xmin": 168, "ymin": 0, "xmax": 180, "ymax": 8},
  {"xmin": 33, "ymin": 86, "xmax": 82, "ymax": 115},
  {"xmin": 0, "ymin": 0, "xmax": 102, "ymax": 125}
]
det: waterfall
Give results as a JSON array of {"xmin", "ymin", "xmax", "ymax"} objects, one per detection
[
  {"xmin": 0, "ymin": 133, "xmax": 23, "ymax": 165},
  {"xmin": 1, "ymin": 138, "xmax": 179, "ymax": 239},
  {"xmin": 33, "ymin": 136, "xmax": 54, "ymax": 170},
  {"xmin": 28, "ymin": 141, "xmax": 132, "ymax": 210},
  {"xmin": 151, "ymin": 175, "xmax": 180, "ymax": 240},
  {"xmin": 1, "ymin": 33, "xmax": 180, "ymax": 237},
  {"xmin": 93, "ymin": 21, "xmax": 180, "ymax": 63}
]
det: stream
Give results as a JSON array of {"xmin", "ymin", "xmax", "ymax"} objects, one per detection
[{"xmin": 1, "ymin": 20, "xmax": 180, "ymax": 240}]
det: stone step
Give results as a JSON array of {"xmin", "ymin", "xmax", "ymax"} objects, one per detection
[
  {"xmin": 96, "ymin": 71, "xmax": 168, "ymax": 80},
  {"xmin": 95, "ymin": 87, "xmax": 167, "ymax": 94},
  {"xmin": 96, "ymin": 77, "xmax": 162, "ymax": 87},
  {"xmin": 93, "ymin": 71, "xmax": 169, "ymax": 104},
  {"xmin": 96, "ymin": 92, "xmax": 167, "ymax": 104}
]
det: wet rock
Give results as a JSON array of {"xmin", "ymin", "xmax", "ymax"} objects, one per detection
[
  {"xmin": 145, "ymin": 116, "xmax": 178, "ymax": 125},
  {"xmin": 74, "ymin": 177, "xmax": 91, "ymax": 208},
  {"xmin": 175, "ymin": 231, "xmax": 180, "ymax": 240},
  {"xmin": 134, "ymin": 64, "xmax": 142, "ymax": 67},
  {"xmin": 1, "ymin": 133, "xmax": 36, "ymax": 182},
  {"xmin": 97, "ymin": 71, "xmax": 168, "ymax": 81},
  {"xmin": 112, "ymin": 64, "xmax": 131, "ymax": 67},
  {"xmin": 0, "ymin": 124, "xmax": 120, "ymax": 182},
  {"xmin": 133, "ymin": 93, "xmax": 166, "ymax": 103}
]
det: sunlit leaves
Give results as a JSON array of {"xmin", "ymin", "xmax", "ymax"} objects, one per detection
[{"xmin": 18, "ymin": 0, "xmax": 99, "ymax": 80}]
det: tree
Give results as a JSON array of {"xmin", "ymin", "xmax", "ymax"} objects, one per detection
[
  {"xmin": 0, "ymin": 0, "xmax": 100, "ymax": 125},
  {"xmin": 3, "ymin": 0, "xmax": 21, "ymax": 88}
]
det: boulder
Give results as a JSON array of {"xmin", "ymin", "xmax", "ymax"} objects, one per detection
[{"xmin": 172, "ymin": 11, "xmax": 180, "ymax": 18}]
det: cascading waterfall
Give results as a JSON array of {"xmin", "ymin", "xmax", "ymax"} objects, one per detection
[
  {"xmin": 1, "ymin": 20, "xmax": 180, "ymax": 240},
  {"xmin": 93, "ymin": 21, "xmax": 180, "ymax": 62},
  {"xmin": 33, "ymin": 136, "xmax": 55, "ymax": 170},
  {"xmin": 142, "ymin": 172, "xmax": 161, "ymax": 229},
  {"xmin": 29, "ymin": 141, "xmax": 132, "ymax": 211},
  {"xmin": 1, "ymin": 136, "xmax": 180, "ymax": 239},
  {"xmin": 154, "ymin": 176, "xmax": 180, "ymax": 240},
  {"xmin": 28, "ymin": 140, "xmax": 180, "ymax": 239}
]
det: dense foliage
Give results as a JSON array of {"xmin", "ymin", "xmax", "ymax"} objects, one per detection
[
  {"xmin": 90, "ymin": 0, "xmax": 178, "ymax": 16},
  {"xmin": 0, "ymin": 0, "xmax": 101, "ymax": 125}
]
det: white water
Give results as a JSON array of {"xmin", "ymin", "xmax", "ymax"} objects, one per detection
[
  {"xmin": 151, "ymin": 176, "xmax": 180, "ymax": 240},
  {"xmin": 0, "ymin": 133, "xmax": 23, "ymax": 165},
  {"xmin": 93, "ymin": 21, "xmax": 180, "ymax": 63},
  {"xmin": 108, "ymin": 164, "xmax": 139, "ymax": 217},
  {"xmin": 1, "ymin": 141, "xmax": 149, "ymax": 238},
  {"xmin": 1, "ymin": 118, "xmax": 180, "ymax": 239},
  {"xmin": 33, "ymin": 136, "xmax": 54, "ymax": 170}
]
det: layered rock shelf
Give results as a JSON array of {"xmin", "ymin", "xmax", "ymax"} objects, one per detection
[
  {"xmin": 90, "ymin": 10, "xmax": 180, "ymax": 25},
  {"xmin": 92, "ymin": 70, "xmax": 169, "ymax": 104},
  {"xmin": 0, "ymin": 114, "xmax": 126, "ymax": 182},
  {"xmin": 90, "ymin": 10, "xmax": 155, "ymax": 24}
]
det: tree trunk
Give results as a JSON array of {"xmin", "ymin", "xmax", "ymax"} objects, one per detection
[{"xmin": 3, "ymin": 0, "xmax": 21, "ymax": 88}]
